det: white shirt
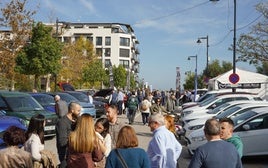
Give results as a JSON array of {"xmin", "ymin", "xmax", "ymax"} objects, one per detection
[
  {"xmin": 96, "ymin": 132, "xmax": 112, "ymax": 157},
  {"xmin": 24, "ymin": 134, "xmax": 44, "ymax": 161}
]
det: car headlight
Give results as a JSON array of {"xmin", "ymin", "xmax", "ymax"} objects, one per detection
[
  {"xmin": 183, "ymin": 110, "xmax": 193, "ymax": 116},
  {"xmin": 191, "ymin": 135, "xmax": 206, "ymax": 142},
  {"xmin": 188, "ymin": 125, "xmax": 203, "ymax": 130}
]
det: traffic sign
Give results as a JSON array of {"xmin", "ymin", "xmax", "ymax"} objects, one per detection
[{"xmin": 229, "ymin": 73, "xmax": 240, "ymax": 84}]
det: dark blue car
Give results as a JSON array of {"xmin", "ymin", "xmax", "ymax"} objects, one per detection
[
  {"xmin": 0, "ymin": 111, "xmax": 27, "ymax": 149},
  {"xmin": 30, "ymin": 93, "xmax": 56, "ymax": 113}
]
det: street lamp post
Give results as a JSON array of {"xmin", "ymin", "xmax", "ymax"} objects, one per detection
[
  {"xmin": 197, "ymin": 35, "xmax": 209, "ymax": 76},
  {"xmin": 188, "ymin": 55, "xmax": 198, "ymax": 101},
  {"xmin": 210, "ymin": 0, "xmax": 236, "ymax": 92}
]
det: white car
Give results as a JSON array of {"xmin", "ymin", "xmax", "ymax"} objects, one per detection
[
  {"xmin": 182, "ymin": 100, "xmax": 265, "ymax": 124},
  {"xmin": 182, "ymin": 89, "xmax": 251, "ymax": 110},
  {"xmin": 182, "ymin": 93, "xmax": 261, "ymax": 117},
  {"xmin": 184, "ymin": 102, "xmax": 268, "ymax": 138},
  {"xmin": 186, "ymin": 106, "xmax": 268, "ymax": 156}
]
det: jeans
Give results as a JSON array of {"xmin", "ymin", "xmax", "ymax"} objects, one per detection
[
  {"xmin": 128, "ymin": 108, "xmax": 136, "ymax": 124},
  {"xmin": 141, "ymin": 112, "xmax": 149, "ymax": 124}
]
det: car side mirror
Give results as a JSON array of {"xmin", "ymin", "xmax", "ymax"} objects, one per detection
[{"xmin": 242, "ymin": 124, "xmax": 250, "ymax": 131}]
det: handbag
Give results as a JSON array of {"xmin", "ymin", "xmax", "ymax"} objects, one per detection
[{"xmin": 115, "ymin": 149, "xmax": 128, "ymax": 168}]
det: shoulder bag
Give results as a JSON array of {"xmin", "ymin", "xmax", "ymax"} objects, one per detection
[{"xmin": 115, "ymin": 149, "xmax": 128, "ymax": 168}]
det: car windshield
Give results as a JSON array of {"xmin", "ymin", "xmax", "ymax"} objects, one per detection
[
  {"xmin": 32, "ymin": 95, "xmax": 55, "ymax": 106},
  {"xmin": 5, "ymin": 96, "xmax": 44, "ymax": 112},
  {"xmin": 199, "ymin": 96, "xmax": 219, "ymax": 107},
  {"xmin": 58, "ymin": 93, "xmax": 79, "ymax": 104},
  {"xmin": 197, "ymin": 93, "xmax": 215, "ymax": 103},
  {"xmin": 68, "ymin": 92, "xmax": 89, "ymax": 102},
  {"xmin": 207, "ymin": 102, "xmax": 231, "ymax": 114},
  {"xmin": 231, "ymin": 110, "xmax": 257, "ymax": 126},
  {"xmin": 215, "ymin": 106, "xmax": 242, "ymax": 119}
]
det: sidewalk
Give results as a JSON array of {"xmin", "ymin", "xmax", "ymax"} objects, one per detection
[{"xmin": 117, "ymin": 111, "xmax": 153, "ymax": 150}]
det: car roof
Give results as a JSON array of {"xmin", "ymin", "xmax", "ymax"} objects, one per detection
[{"xmin": 0, "ymin": 91, "xmax": 31, "ymax": 97}]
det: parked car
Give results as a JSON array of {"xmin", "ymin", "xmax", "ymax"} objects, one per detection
[
  {"xmin": 182, "ymin": 90, "xmax": 256, "ymax": 110},
  {"xmin": 65, "ymin": 91, "xmax": 106, "ymax": 118},
  {"xmin": 46, "ymin": 92, "xmax": 96, "ymax": 118},
  {"xmin": 183, "ymin": 102, "xmax": 268, "ymax": 138},
  {"xmin": 183, "ymin": 100, "xmax": 254, "ymax": 123},
  {"xmin": 182, "ymin": 93, "xmax": 261, "ymax": 117},
  {"xmin": 30, "ymin": 93, "xmax": 56, "ymax": 113},
  {"xmin": 0, "ymin": 91, "xmax": 58, "ymax": 137},
  {"xmin": 0, "ymin": 111, "xmax": 27, "ymax": 149},
  {"xmin": 93, "ymin": 89, "xmax": 113, "ymax": 104},
  {"xmin": 186, "ymin": 106, "xmax": 268, "ymax": 156},
  {"xmin": 57, "ymin": 82, "xmax": 75, "ymax": 91}
]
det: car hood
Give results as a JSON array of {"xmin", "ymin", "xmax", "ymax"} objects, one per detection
[
  {"xmin": 0, "ymin": 116, "xmax": 27, "ymax": 131},
  {"xmin": 6, "ymin": 110, "xmax": 57, "ymax": 121},
  {"xmin": 93, "ymin": 89, "xmax": 113, "ymax": 97}
]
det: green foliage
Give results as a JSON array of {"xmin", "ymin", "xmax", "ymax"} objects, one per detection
[
  {"xmin": 184, "ymin": 59, "xmax": 232, "ymax": 90},
  {"xmin": 113, "ymin": 65, "xmax": 127, "ymax": 89},
  {"xmin": 82, "ymin": 60, "xmax": 107, "ymax": 88},
  {"xmin": 235, "ymin": 2, "xmax": 268, "ymax": 74},
  {"xmin": 0, "ymin": 0, "xmax": 36, "ymax": 90},
  {"xmin": 59, "ymin": 36, "xmax": 96, "ymax": 87},
  {"xmin": 15, "ymin": 22, "xmax": 62, "ymax": 88}
]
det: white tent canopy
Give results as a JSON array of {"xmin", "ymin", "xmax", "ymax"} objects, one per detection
[
  {"xmin": 208, "ymin": 68, "xmax": 268, "ymax": 100},
  {"xmin": 210, "ymin": 68, "xmax": 268, "ymax": 84}
]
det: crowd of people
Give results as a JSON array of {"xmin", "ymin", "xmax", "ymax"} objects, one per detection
[{"xmin": 0, "ymin": 87, "xmax": 244, "ymax": 168}]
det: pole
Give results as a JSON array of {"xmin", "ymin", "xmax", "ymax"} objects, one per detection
[
  {"xmin": 232, "ymin": 0, "xmax": 236, "ymax": 92},
  {"xmin": 194, "ymin": 55, "xmax": 197, "ymax": 101},
  {"xmin": 206, "ymin": 35, "xmax": 209, "ymax": 73},
  {"xmin": 54, "ymin": 18, "xmax": 59, "ymax": 91}
]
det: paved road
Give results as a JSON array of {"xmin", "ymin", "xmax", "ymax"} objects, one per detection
[{"xmin": 45, "ymin": 112, "xmax": 268, "ymax": 168}]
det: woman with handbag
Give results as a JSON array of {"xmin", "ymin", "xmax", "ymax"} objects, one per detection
[{"xmin": 105, "ymin": 125, "xmax": 150, "ymax": 168}]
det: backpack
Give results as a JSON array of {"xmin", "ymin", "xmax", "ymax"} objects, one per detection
[{"xmin": 127, "ymin": 96, "xmax": 138, "ymax": 110}]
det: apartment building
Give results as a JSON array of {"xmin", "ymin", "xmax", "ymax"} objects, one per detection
[{"xmin": 53, "ymin": 22, "xmax": 140, "ymax": 82}]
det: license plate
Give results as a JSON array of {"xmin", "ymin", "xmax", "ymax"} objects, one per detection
[{"xmin": 45, "ymin": 125, "xmax": 55, "ymax": 131}]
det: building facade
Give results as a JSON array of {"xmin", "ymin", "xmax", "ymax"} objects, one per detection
[{"xmin": 52, "ymin": 22, "xmax": 140, "ymax": 85}]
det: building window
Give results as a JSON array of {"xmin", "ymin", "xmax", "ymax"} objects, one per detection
[
  {"xmin": 96, "ymin": 48, "xmax": 102, "ymax": 56},
  {"xmin": 63, "ymin": 37, "xmax": 71, "ymax": 43},
  {"xmin": 105, "ymin": 59, "xmax": 111, "ymax": 68},
  {"xmin": 96, "ymin": 37, "xmax": 102, "ymax": 46},
  {"xmin": 105, "ymin": 37, "xmax": 111, "ymax": 46},
  {"xmin": 105, "ymin": 48, "xmax": 111, "ymax": 57},
  {"xmin": 119, "ymin": 60, "xmax": 129, "ymax": 69},
  {"xmin": 87, "ymin": 36, "xmax": 93, "ymax": 42},
  {"xmin": 74, "ymin": 36, "xmax": 80, "ymax": 42},
  {"xmin": 119, "ymin": 48, "xmax": 130, "ymax": 58},
  {"xmin": 120, "ymin": 37, "xmax": 130, "ymax": 46}
]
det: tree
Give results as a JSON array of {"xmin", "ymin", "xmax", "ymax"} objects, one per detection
[
  {"xmin": 15, "ymin": 22, "xmax": 62, "ymax": 90},
  {"xmin": 59, "ymin": 36, "xmax": 96, "ymax": 88},
  {"xmin": 113, "ymin": 65, "xmax": 127, "ymax": 89},
  {"xmin": 183, "ymin": 59, "xmax": 232, "ymax": 90},
  {"xmin": 82, "ymin": 60, "xmax": 107, "ymax": 89},
  {"xmin": 236, "ymin": 2, "xmax": 268, "ymax": 74},
  {"xmin": 0, "ymin": 0, "xmax": 36, "ymax": 90}
]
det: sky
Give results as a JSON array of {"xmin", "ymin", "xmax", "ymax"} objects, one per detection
[{"xmin": 5, "ymin": 0, "xmax": 266, "ymax": 90}]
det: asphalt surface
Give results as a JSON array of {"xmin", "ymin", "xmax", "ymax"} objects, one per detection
[{"xmin": 45, "ymin": 112, "xmax": 268, "ymax": 168}]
